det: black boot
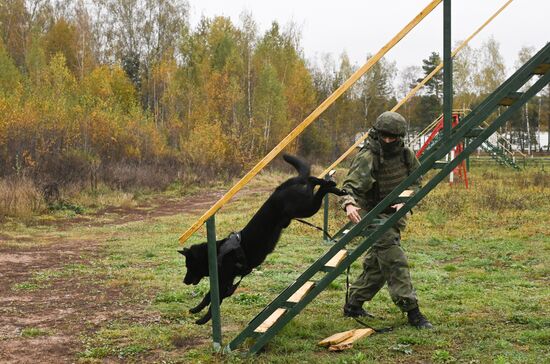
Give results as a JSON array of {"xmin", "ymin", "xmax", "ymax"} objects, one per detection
[
  {"xmin": 343, "ymin": 303, "xmax": 374, "ymax": 318},
  {"xmin": 407, "ymin": 307, "xmax": 433, "ymax": 329}
]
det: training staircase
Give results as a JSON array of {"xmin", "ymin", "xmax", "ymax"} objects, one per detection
[
  {"xmin": 480, "ymin": 140, "xmax": 521, "ymax": 170},
  {"xmin": 224, "ymin": 43, "xmax": 550, "ymax": 354}
]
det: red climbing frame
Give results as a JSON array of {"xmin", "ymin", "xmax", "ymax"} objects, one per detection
[{"xmin": 416, "ymin": 113, "xmax": 469, "ymax": 188}]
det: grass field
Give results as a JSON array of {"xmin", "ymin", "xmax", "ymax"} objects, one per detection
[{"xmin": 1, "ymin": 163, "xmax": 549, "ymax": 363}]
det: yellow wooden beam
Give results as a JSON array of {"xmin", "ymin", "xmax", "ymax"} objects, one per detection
[
  {"xmin": 179, "ymin": 0, "xmax": 443, "ymax": 244},
  {"xmin": 320, "ymin": 0, "xmax": 514, "ymax": 178},
  {"xmin": 393, "ymin": 0, "xmax": 513, "ymax": 111}
]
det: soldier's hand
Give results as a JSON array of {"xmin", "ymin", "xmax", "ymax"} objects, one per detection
[{"xmin": 345, "ymin": 204, "xmax": 362, "ymax": 224}]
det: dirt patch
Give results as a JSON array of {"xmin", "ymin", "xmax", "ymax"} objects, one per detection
[
  {"xmin": 0, "ymin": 186, "xmax": 270, "ymax": 363},
  {"xmin": 0, "ymin": 238, "xmax": 146, "ymax": 363},
  {"xmin": 0, "ymin": 253, "xmax": 37, "ymax": 264},
  {"xmin": 36, "ymin": 186, "xmax": 273, "ymax": 231}
]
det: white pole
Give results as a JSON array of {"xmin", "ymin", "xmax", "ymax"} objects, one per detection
[{"xmin": 449, "ymin": 150, "xmax": 455, "ymax": 184}]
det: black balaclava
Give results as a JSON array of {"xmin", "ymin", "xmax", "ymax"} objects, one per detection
[
  {"xmin": 366, "ymin": 129, "xmax": 404, "ymax": 165},
  {"xmin": 379, "ymin": 137, "xmax": 403, "ymax": 157}
]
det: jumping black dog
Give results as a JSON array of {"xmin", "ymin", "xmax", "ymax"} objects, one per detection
[{"xmin": 179, "ymin": 154, "xmax": 346, "ymax": 324}]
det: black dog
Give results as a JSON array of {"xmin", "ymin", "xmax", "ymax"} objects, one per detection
[{"xmin": 179, "ymin": 154, "xmax": 346, "ymax": 325}]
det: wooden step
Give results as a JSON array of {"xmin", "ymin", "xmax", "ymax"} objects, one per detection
[
  {"xmin": 287, "ymin": 281, "xmax": 316, "ymax": 303},
  {"xmin": 325, "ymin": 249, "xmax": 348, "ymax": 268},
  {"xmin": 499, "ymin": 92, "xmax": 523, "ymax": 106},
  {"xmin": 465, "ymin": 127, "xmax": 484, "ymax": 137},
  {"xmin": 532, "ymin": 63, "xmax": 550, "ymax": 75},
  {"xmin": 254, "ymin": 308, "xmax": 286, "ymax": 333},
  {"xmin": 399, "ymin": 190, "xmax": 414, "ymax": 198},
  {"xmin": 395, "ymin": 189, "xmax": 414, "ymax": 203}
]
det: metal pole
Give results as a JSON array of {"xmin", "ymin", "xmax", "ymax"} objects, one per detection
[
  {"xmin": 323, "ymin": 195, "xmax": 329, "ymax": 242},
  {"xmin": 443, "ymin": 0, "xmax": 452, "ymax": 139},
  {"xmin": 466, "ymin": 139, "xmax": 471, "ymax": 172},
  {"xmin": 206, "ymin": 216, "xmax": 222, "ymax": 351}
]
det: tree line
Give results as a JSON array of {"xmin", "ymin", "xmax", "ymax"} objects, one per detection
[{"xmin": 1, "ymin": 0, "xmax": 548, "ymax": 189}]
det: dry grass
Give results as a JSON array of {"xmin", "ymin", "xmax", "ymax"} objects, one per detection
[
  {"xmin": 66, "ymin": 183, "xmax": 137, "ymax": 210},
  {"xmin": 0, "ymin": 176, "xmax": 45, "ymax": 220}
]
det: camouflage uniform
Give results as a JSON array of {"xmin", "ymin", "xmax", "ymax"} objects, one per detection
[{"xmin": 340, "ymin": 111, "xmax": 422, "ymax": 313}]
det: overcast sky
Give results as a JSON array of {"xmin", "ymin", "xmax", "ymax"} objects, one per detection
[{"xmin": 187, "ymin": 0, "xmax": 549, "ymax": 76}]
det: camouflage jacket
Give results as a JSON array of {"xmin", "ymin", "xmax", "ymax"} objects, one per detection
[{"xmin": 340, "ymin": 144, "xmax": 422, "ymax": 211}]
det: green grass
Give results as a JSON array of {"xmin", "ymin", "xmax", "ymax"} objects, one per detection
[
  {"xmin": 4, "ymin": 165, "xmax": 550, "ymax": 363},
  {"xmin": 21, "ymin": 327, "xmax": 50, "ymax": 338}
]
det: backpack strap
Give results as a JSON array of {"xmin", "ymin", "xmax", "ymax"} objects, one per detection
[
  {"xmin": 401, "ymin": 147, "xmax": 413, "ymax": 175},
  {"xmin": 218, "ymin": 232, "xmax": 251, "ymax": 276}
]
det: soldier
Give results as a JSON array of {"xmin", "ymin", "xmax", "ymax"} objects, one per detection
[{"xmin": 340, "ymin": 111, "xmax": 433, "ymax": 329}]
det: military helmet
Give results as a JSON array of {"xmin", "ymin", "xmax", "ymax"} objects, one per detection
[{"xmin": 374, "ymin": 111, "xmax": 407, "ymax": 137}]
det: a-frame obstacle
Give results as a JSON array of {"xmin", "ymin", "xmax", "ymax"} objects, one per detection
[
  {"xmin": 225, "ymin": 44, "xmax": 550, "ymax": 354},
  {"xmin": 177, "ymin": 0, "xmax": 549, "ymax": 355}
]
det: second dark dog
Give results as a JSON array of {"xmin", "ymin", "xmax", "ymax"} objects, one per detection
[{"xmin": 179, "ymin": 154, "xmax": 346, "ymax": 324}]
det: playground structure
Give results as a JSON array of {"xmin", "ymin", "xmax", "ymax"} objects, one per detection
[
  {"xmin": 411, "ymin": 111, "xmax": 524, "ymax": 172},
  {"xmin": 414, "ymin": 111, "xmax": 469, "ymax": 187},
  {"xmin": 178, "ymin": 0, "xmax": 549, "ymax": 355},
  {"xmin": 408, "ymin": 109, "xmax": 523, "ymax": 188}
]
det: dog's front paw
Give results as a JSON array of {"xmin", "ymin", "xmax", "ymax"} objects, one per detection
[{"xmin": 195, "ymin": 313, "xmax": 212, "ymax": 325}]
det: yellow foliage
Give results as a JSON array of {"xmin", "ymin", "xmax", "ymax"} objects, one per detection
[{"xmin": 182, "ymin": 121, "xmax": 230, "ymax": 171}]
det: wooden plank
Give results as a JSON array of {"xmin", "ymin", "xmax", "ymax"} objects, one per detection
[
  {"xmin": 325, "ymin": 250, "xmax": 348, "ymax": 268},
  {"xmin": 533, "ymin": 63, "xmax": 550, "ymax": 75},
  {"xmin": 287, "ymin": 281, "xmax": 315, "ymax": 303},
  {"xmin": 179, "ymin": 0, "xmax": 443, "ymax": 244},
  {"xmin": 318, "ymin": 330, "xmax": 355, "ymax": 347},
  {"xmin": 328, "ymin": 328, "xmax": 375, "ymax": 351},
  {"xmin": 254, "ymin": 308, "xmax": 286, "ymax": 333},
  {"xmin": 399, "ymin": 190, "xmax": 414, "ymax": 198}
]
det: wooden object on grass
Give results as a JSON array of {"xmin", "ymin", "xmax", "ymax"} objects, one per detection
[
  {"xmin": 318, "ymin": 329, "xmax": 355, "ymax": 347},
  {"xmin": 318, "ymin": 328, "xmax": 375, "ymax": 351}
]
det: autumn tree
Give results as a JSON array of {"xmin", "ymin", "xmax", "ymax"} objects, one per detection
[
  {"xmin": 417, "ymin": 51, "xmax": 443, "ymax": 100},
  {"xmin": 43, "ymin": 18, "xmax": 79, "ymax": 73}
]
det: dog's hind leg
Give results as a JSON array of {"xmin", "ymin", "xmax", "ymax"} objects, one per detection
[
  {"xmin": 194, "ymin": 279, "xmax": 241, "ymax": 325},
  {"xmin": 189, "ymin": 291, "xmax": 211, "ymax": 314}
]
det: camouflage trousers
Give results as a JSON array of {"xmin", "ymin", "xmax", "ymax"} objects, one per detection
[{"xmin": 347, "ymin": 213, "xmax": 418, "ymax": 312}]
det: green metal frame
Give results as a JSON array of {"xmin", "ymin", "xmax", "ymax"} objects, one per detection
[
  {"xmin": 443, "ymin": 0, "xmax": 452, "ymax": 139},
  {"xmin": 323, "ymin": 194, "xmax": 330, "ymax": 242},
  {"xmin": 206, "ymin": 216, "xmax": 222, "ymax": 351},
  {"xmin": 223, "ymin": 43, "xmax": 549, "ymax": 355}
]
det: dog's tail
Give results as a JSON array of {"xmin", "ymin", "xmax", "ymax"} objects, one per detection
[{"xmin": 283, "ymin": 154, "xmax": 310, "ymax": 178}]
